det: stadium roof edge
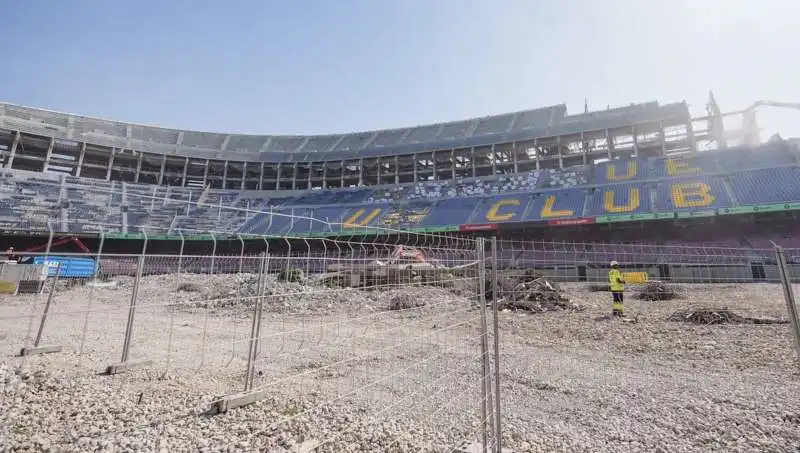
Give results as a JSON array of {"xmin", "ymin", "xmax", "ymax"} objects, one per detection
[
  {"xmin": 0, "ymin": 99, "xmax": 690, "ymax": 157},
  {"xmin": 0, "ymin": 100, "xmax": 575, "ymax": 137},
  {"xmin": 0, "ymin": 100, "xmax": 690, "ymax": 138}
]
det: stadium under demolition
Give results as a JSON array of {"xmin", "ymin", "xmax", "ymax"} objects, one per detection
[{"xmin": 1, "ymin": 96, "xmax": 800, "ymax": 453}]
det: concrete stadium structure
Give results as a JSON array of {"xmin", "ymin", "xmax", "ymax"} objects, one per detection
[
  {"xmin": 0, "ymin": 100, "xmax": 697, "ymax": 189},
  {"xmin": 1, "ymin": 97, "xmax": 799, "ymax": 261}
]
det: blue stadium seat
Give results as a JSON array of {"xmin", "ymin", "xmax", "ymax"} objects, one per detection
[
  {"xmin": 3, "ymin": 139, "xmax": 799, "ymax": 238},
  {"xmin": 653, "ymin": 177, "xmax": 731, "ymax": 212},
  {"xmin": 337, "ymin": 204, "xmax": 390, "ymax": 231},
  {"xmin": 373, "ymin": 201, "xmax": 431, "ymax": 230},
  {"xmin": 284, "ymin": 209, "xmax": 321, "ymax": 235},
  {"xmin": 330, "ymin": 188, "xmax": 375, "ymax": 204},
  {"xmin": 524, "ymin": 189, "xmax": 587, "ymax": 221},
  {"xmin": 307, "ymin": 207, "xmax": 349, "ymax": 232},
  {"xmin": 239, "ymin": 212, "xmax": 273, "ymax": 235},
  {"xmin": 240, "ymin": 209, "xmax": 313, "ymax": 235},
  {"xmin": 536, "ymin": 167, "xmax": 589, "ymax": 189},
  {"xmin": 652, "ymin": 154, "xmax": 718, "ymax": 178},
  {"xmin": 471, "ymin": 194, "xmax": 534, "ymax": 224},
  {"xmin": 728, "ymin": 167, "xmax": 800, "ymax": 205},
  {"xmin": 717, "ymin": 143, "xmax": 794, "ymax": 172},
  {"xmin": 594, "ymin": 158, "xmax": 647, "ymax": 184},
  {"xmin": 417, "ymin": 197, "xmax": 481, "ymax": 226},
  {"xmin": 585, "ymin": 183, "xmax": 651, "ymax": 216},
  {"xmin": 292, "ymin": 188, "xmax": 374, "ymax": 205}
]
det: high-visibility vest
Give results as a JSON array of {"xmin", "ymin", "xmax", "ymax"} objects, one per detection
[{"xmin": 609, "ymin": 269, "xmax": 624, "ymax": 292}]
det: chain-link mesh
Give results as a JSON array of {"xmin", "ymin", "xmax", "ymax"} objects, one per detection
[
  {"xmin": 491, "ymin": 239, "xmax": 800, "ymax": 452},
  {"xmin": 0, "ymin": 219, "xmax": 498, "ymax": 452},
  {"xmin": 4, "ymin": 215, "xmax": 800, "ymax": 451}
]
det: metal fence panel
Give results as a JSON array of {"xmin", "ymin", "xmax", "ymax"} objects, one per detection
[{"xmin": 1, "ymin": 226, "xmax": 497, "ymax": 452}]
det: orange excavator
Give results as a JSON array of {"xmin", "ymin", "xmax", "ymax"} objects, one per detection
[{"xmin": 18, "ymin": 236, "xmax": 91, "ymax": 255}]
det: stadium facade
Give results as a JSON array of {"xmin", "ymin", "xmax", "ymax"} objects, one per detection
[
  {"xmin": 0, "ymin": 101, "xmax": 701, "ymax": 190},
  {"xmin": 0, "ymin": 96, "xmax": 798, "ymax": 258}
]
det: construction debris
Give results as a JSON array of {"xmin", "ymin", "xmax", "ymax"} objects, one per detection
[
  {"xmin": 487, "ymin": 270, "xmax": 581, "ymax": 313},
  {"xmin": 636, "ymin": 281, "xmax": 683, "ymax": 301},
  {"xmin": 278, "ymin": 268, "xmax": 306, "ymax": 283},
  {"xmin": 323, "ymin": 246, "xmax": 475, "ymax": 289},
  {"xmin": 387, "ymin": 293, "xmax": 427, "ymax": 311},
  {"xmin": 668, "ymin": 308, "xmax": 789, "ymax": 325},
  {"xmin": 176, "ymin": 282, "xmax": 202, "ymax": 293}
]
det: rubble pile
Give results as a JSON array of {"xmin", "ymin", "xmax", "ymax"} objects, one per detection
[
  {"xmin": 636, "ymin": 281, "xmax": 684, "ymax": 301},
  {"xmin": 386, "ymin": 293, "xmax": 427, "ymax": 311},
  {"xmin": 278, "ymin": 268, "xmax": 306, "ymax": 283},
  {"xmin": 321, "ymin": 245, "xmax": 468, "ymax": 290},
  {"xmin": 141, "ymin": 273, "xmax": 373, "ymax": 314},
  {"xmin": 487, "ymin": 270, "xmax": 581, "ymax": 313},
  {"xmin": 668, "ymin": 308, "xmax": 789, "ymax": 325}
]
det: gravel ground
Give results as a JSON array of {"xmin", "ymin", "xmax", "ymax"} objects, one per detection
[{"xmin": 1, "ymin": 275, "xmax": 800, "ymax": 453}]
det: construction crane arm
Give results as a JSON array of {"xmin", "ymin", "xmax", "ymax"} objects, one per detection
[
  {"xmin": 21, "ymin": 237, "xmax": 91, "ymax": 254},
  {"xmin": 746, "ymin": 101, "xmax": 800, "ymax": 111}
]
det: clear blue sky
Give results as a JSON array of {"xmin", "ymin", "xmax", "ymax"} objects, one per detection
[{"xmin": 1, "ymin": 0, "xmax": 798, "ymax": 139}]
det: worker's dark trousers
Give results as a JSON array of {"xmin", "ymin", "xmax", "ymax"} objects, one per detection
[{"xmin": 612, "ymin": 292, "xmax": 624, "ymax": 317}]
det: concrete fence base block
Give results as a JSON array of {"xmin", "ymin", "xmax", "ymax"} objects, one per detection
[
  {"xmin": 19, "ymin": 345, "xmax": 62, "ymax": 356},
  {"xmin": 105, "ymin": 360, "xmax": 153, "ymax": 375},
  {"xmin": 212, "ymin": 389, "xmax": 270, "ymax": 414}
]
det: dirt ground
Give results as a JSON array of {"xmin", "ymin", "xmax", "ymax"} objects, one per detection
[{"xmin": 1, "ymin": 276, "xmax": 799, "ymax": 452}]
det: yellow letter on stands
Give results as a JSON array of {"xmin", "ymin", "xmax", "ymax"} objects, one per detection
[
  {"xmin": 666, "ymin": 158, "xmax": 701, "ymax": 176},
  {"xmin": 603, "ymin": 188, "xmax": 640, "ymax": 213},
  {"xmin": 671, "ymin": 182, "xmax": 715, "ymax": 208},
  {"xmin": 540, "ymin": 196, "xmax": 574, "ymax": 218},
  {"xmin": 343, "ymin": 208, "xmax": 381, "ymax": 227},
  {"xmin": 607, "ymin": 161, "xmax": 637, "ymax": 181},
  {"xmin": 486, "ymin": 199, "xmax": 520, "ymax": 222}
]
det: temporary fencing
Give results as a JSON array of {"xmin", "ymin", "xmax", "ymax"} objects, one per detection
[
  {"xmin": 1, "ymin": 223, "xmax": 502, "ymax": 452},
  {"xmin": 4, "ymin": 218, "xmax": 800, "ymax": 451}
]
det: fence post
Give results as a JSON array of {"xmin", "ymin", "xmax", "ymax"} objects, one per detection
[
  {"xmin": 476, "ymin": 237, "xmax": 492, "ymax": 452},
  {"xmin": 20, "ymin": 265, "xmax": 63, "ymax": 356},
  {"xmin": 774, "ymin": 245, "xmax": 800, "ymax": 359},
  {"xmin": 210, "ymin": 232, "xmax": 217, "ymax": 274},
  {"xmin": 245, "ymin": 252, "xmax": 268, "ymax": 391},
  {"xmin": 177, "ymin": 231, "xmax": 185, "ymax": 275},
  {"xmin": 79, "ymin": 231, "xmax": 105, "ymax": 355},
  {"xmin": 34, "ymin": 264, "xmax": 61, "ymax": 347},
  {"xmin": 237, "ymin": 234, "xmax": 245, "ymax": 274},
  {"xmin": 490, "ymin": 236, "xmax": 502, "ymax": 452},
  {"xmin": 44, "ymin": 221, "xmax": 54, "ymax": 260},
  {"xmin": 106, "ymin": 235, "xmax": 151, "ymax": 374},
  {"xmin": 120, "ymin": 255, "xmax": 144, "ymax": 363}
]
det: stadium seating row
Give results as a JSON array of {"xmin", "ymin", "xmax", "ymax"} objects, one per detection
[
  {"xmin": 234, "ymin": 170, "xmax": 800, "ymax": 235},
  {"xmin": 1, "ymin": 166, "xmax": 798, "ymax": 236},
  {"xmin": 0, "ymin": 142, "xmax": 797, "ymax": 235},
  {"xmin": 213, "ymin": 141, "xmax": 797, "ymax": 209}
]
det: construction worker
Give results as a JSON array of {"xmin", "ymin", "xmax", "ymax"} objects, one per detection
[{"xmin": 609, "ymin": 261, "xmax": 625, "ymax": 317}]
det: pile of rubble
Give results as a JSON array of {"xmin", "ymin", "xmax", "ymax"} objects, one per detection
[
  {"xmin": 386, "ymin": 293, "xmax": 427, "ymax": 311},
  {"xmin": 162, "ymin": 273, "xmax": 376, "ymax": 314},
  {"xmin": 635, "ymin": 281, "xmax": 684, "ymax": 301},
  {"xmin": 668, "ymin": 308, "xmax": 789, "ymax": 325},
  {"xmin": 486, "ymin": 269, "xmax": 581, "ymax": 313},
  {"xmin": 321, "ymin": 246, "xmax": 468, "ymax": 290}
]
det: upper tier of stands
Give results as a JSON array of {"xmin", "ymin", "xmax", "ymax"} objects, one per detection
[
  {"xmin": 0, "ymin": 141, "xmax": 796, "ymax": 239},
  {"xmin": 0, "ymin": 101, "xmax": 689, "ymax": 158}
]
